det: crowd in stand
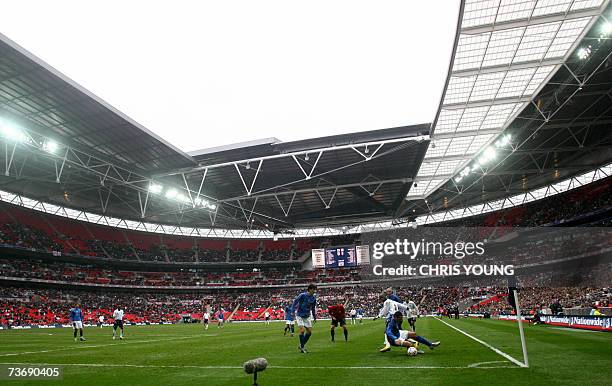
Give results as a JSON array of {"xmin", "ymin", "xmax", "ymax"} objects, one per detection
[
  {"xmin": 1, "ymin": 284, "xmax": 609, "ymax": 327},
  {"xmin": 437, "ymin": 176, "xmax": 612, "ymax": 228}
]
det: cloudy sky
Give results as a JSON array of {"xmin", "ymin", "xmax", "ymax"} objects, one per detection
[{"xmin": 1, "ymin": 0, "xmax": 459, "ymax": 152}]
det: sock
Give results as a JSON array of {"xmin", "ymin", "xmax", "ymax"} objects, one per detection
[
  {"xmin": 291, "ymin": 325, "xmax": 294, "ymax": 334},
  {"xmin": 120, "ymin": 329, "xmax": 123, "ymax": 337},
  {"xmin": 299, "ymin": 333, "xmax": 305, "ymax": 348},
  {"xmin": 415, "ymin": 335, "xmax": 432, "ymax": 347},
  {"xmin": 304, "ymin": 332, "xmax": 311, "ymax": 345},
  {"xmin": 343, "ymin": 329, "xmax": 348, "ymax": 341},
  {"xmin": 79, "ymin": 329, "xmax": 83, "ymax": 337},
  {"xmin": 73, "ymin": 329, "xmax": 77, "ymax": 338},
  {"xmin": 330, "ymin": 328, "xmax": 335, "ymax": 341}
]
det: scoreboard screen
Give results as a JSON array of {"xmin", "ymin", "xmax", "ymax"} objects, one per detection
[{"xmin": 325, "ymin": 246, "xmax": 357, "ymax": 268}]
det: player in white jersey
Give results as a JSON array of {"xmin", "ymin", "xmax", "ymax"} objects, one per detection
[
  {"xmin": 98, "ymin": 315, "xmax": 104, "ymax": 328},
  {"xmin": 375, "ymin": 298, "xmax": 410, "ymax": 352},
  {"xmin": 203, "ymin": 311, "xmax": 210, "ymax": 330},
  {"xmin": 264, "ymin": 311, "xmax": 271, "ymax": 325},
  {"xmin": 112, "ymin": 308, "xmax": 125, "ymax": 340},
  {"xmin": 406, "ymin": 300, "xmax": 419, "ymax": 332},
  {"xmin": 350, "ymin": 308, "xmax": 357, "ymax": 325}
]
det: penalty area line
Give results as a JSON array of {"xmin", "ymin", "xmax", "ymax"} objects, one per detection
[
  {"xmin": 0, "ymin": 362, "xmax": 521, "ymax": 370},
  {"xmin": 434, "ymin": 317, "xmax": 526, "ymax": 368}
]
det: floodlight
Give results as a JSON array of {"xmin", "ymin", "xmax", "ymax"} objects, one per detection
[
  {"xmin": 601, "ymin": 22, "xmax": 612, "ymax": 36},
  {"xmin": 165, "ymin": 189, "xmax": 178, "ymax": 199},
  {"xmin": 0, "ymin": 121, "xmax": 28, "ymax": 143},
  {"xmin": 148, "ymin": 183, "xmax": 163, "ymax": 194},
  {"xmin": 577, "ymin": 46, "xmax": 591, "ymax": 60},
  {"xmin": 478, "ymin": 147, "xmax": 497, "ymax": 165},
  {"xmin": 42, "ymin": 140, "xmax": 59, "ymax": 153}
]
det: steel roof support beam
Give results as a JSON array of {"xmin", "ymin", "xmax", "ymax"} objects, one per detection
[{"xmin": 154, "ymin": 135, "xmax": 429, "ymax": 178}]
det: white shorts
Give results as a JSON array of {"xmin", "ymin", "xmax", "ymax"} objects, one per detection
[
  {"xmin": 72, "ymin": 321, "xmax": 83, "ymax": 329},
  {"xmin": 285, "ymin": 320, "xmax": 293, "ymax": 325},
  {"xmin": 396, "ymin": 330, "xmax": 410, "ymax": 345},
  {"xmin": 296, "ymin": 316, "xmax": 313, "ymax": 328}
]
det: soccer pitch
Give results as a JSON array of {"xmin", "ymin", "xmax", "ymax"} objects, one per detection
[{"xmin": 0, "ymin": 318, "xmax": 610, "ymax": 385}]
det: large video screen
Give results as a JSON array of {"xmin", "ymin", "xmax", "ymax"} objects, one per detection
[{"xmin": 325, "ymin": 246, "xmax": 357, "ymax": 268}]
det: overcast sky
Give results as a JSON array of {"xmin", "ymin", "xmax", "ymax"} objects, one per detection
[{"xmin": 1, "ymin": 1, "xmax": 459, "ymax": 152}]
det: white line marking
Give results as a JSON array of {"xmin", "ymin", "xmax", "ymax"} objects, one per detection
[
  {"xmin": 0, "ymin": 334, "xmax": 216, "ymax": 357},
  {"xmin": 434, "ymin": 317, "xmax": 527, "ymax": 368},
  {"xmin": 0, "ymin": 362, "xmax": 521, "ymax": 370},
  {"xmin": 468, "ymin": 361, "xmax": 514, "ymax": 368}
]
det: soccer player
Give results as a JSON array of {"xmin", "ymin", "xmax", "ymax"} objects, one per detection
[
  {"xmin": 328, "ymin": 304, "xmax": 348, "ymax": 342},
  {"xmin": 357, "ymin": 308, "xmax": 364, "ymax": 324},
  {"xmin": 69, "ymin": 303, "xmax": 86, "ymax": 342},
  {"xmin": 350, "ymin": 308, "xmax": 357, "ymax": 325},
  {"xmin": 385, "ymin": 287, "xmax": 402, "ymax": 303},
  {"xmin": 112, "ymin": 307, "xmax": 125, "ymax": 340},
  {"xmin": 292, "ymin": 283, "xmax": 317, "ymax": 353},
  {"xmin": 384, "ymin": 311, "xmax": 440, "ymax": 354},
  {"xmin": 375, "ymin": 296, "xmax": 409, "ymax": 352},
  {"xmin": 284, "ymin": 305, "xmax": 295, "ymax": 336},
  {"xmin": 203, "ymin": 310, "xmax": 210, "ymax": 330},
  {"xmin": 217, "ymin": 307, "xmax": 225, "ymax": 328},
  {"xmin": 406, "ymin": 300, "xmax": 419, "ymax": 332},
  {"xmin": 98, "ymin": 314, "xmax": 104, "ymax": 328},
  {"xmin": 264, "ymin": 310, "xmax": 271, "ymax": 325}
]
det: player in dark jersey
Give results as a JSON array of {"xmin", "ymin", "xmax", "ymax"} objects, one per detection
[{"xmin": 328, "ymin": 304, "xmax": 348, "ymax": 342}]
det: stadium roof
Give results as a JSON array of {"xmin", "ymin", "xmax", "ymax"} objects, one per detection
[{"xmin": 0, "ymin": 0, "xmax": 611, "ymax": 237}]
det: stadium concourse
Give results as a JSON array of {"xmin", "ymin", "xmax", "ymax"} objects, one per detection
[{"xmin": 1, "ymin": 0, "xmax": 612, "ymax": 384}]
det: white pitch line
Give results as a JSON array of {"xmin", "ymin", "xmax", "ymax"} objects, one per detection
[
  {"xmin": 0, "ymin": 334, "xmax": 216, "ymax": 357},
  {"xmin": 434, "ymin": 317, "xmax": 526, "ymax": 368},
  {"xmin": 0, "ymin": 362, "xmax": 522, "ymax": 370}
]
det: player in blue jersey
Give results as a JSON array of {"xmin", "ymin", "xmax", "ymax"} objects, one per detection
[
  {"xmin": 217, "ymin": 307, "xmax": 225, "ymax": 328},
  {"xmin": 385, "ymin": 311, "xmax": 440, "ymax": 354},
  {"xmin": 69, "ymin": 303, "xmax": 86, "ymax": 342},
  {"xmin": 292, "ymin": 284, "xmax": 317, "ymax": 353},
  {"xmin": 284, "ymin": 305, "xmax": 295, "ymax": 336},
  {"xmin": 377, "ymin": 287, "xmax": 402, "ymax": 351}
]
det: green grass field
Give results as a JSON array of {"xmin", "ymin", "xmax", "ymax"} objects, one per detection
[{"xmin": 0, "ymin": 318, "xmax": 610, "ymax": 385}]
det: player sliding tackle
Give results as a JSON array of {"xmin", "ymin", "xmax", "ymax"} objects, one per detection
[
  {"xmin": 385, "ymin": 311, "xmax": 440, "ymax": 354},
  {"xmin": 292, "ymin": 284, "xmax": 317, "ymax": 353}
]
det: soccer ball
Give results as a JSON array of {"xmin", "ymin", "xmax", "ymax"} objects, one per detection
[{"xmin": 407, "ymin": 346, "xmax": 418, "ymax": 356}]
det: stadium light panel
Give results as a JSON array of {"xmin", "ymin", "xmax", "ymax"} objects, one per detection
[
  {"xmin": 42, "ymin": 140, "xmax": 59, "ymax": 153},
  {"xmin": 148, "ymin": 183, "xmax": 163, "ymax": 194},
  {"xmin": 601, "ymin": 22, "xmax": 612, "ymax": 36},
  {"xmin": 577, "ymin": 46, "xmax": 591, "ymax": 59},
  {"xmin": 165, "ymin": 189, "xmax": 178, "ymax": 199},
  {"xmin": 494, "ymin": 134, "xmax": 512, "ymax": 148},
  {"xmin": 0, "ymin": 120, "xmax": 28, "ymax": 143},
  {"xmin": 478, "ymin": 147, "xmax": 497, "ymax": 165}
]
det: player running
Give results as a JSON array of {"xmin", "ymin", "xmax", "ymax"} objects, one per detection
[
  {"xmin": 328, "ymin": 304, "xmax": 348, "ymax": 342},
  {"xmin": 203, "ymin": 310, "xmax": 210, "ymax": 330},
  {"xmin": 292, "ymin": 284, "xmax": 317, "ymax": 353},
  {"xmin": 69, "ymin": 303, "xmax": 86, "ymax": 342},
  {"xmin": 385, "ymin": 311, "xmax": 440, "ymax": 354},
  {"xmin": 217, "ymin": 307, "xmax": 225, "ymax": 328},
  {"xmin": 264, "ymin": 310, "xmax": 271, "ymax": 325},
  {"xmin": 112, "ymin": 307, "xmax": 125, "ymax": 340},
  {"xmin": 406, "ymin": 300, "xmax": 419, "ymax": 332},
  {"xmin": 284, "ymin": 305, "xmax": 295, "ymax": 336}
]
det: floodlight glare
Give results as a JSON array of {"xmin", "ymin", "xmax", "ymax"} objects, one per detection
[
  {"xmin": 148, "ymin": 183, "xmax": 163, "ymax": 194},
  {"xmin": 0, "ymin": 121, "xmax": 28, "ymax": 143},
  {"xmin": 165, "ymin": 189, "xmax": 178, "ymax": 199},
  {"xmin": 42, "ymin": 140, "xmax": 59, "ymax": 153},
  {"xmin": 495, "ymin": 134, "xmax": 512, "ymax": 148},
  {"xmin": 478, "ymin": 147, "xmax": 497, "ymax": 165},
  {"xmin": 577, "ymin": 46, "xmax": 591, "ymax": 60},
  {"xmin": 601, "ymin": 22, "xmax": 612, "ymax": 36}
]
